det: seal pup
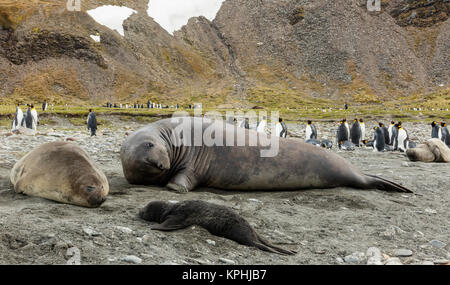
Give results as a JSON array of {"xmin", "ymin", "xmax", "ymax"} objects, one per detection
[
  {"xmin": 139, "ymin": 200, "xmax": 296, "ymax": 255},
  {"xmin": 121, "ymin": 117, "xmax": 412, "ymax": 193},
  {"xmin": 10, "ymin": 142, "xmax": 109, "ymax": 207},
  {"xmin": 406, "ymin": 139, "xmax": 450, "ymax": 163}
]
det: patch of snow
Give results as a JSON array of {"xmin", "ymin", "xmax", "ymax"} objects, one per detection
[{"xmin": 90, "ymin": 35, "xmax": 100, "ymax": 42}]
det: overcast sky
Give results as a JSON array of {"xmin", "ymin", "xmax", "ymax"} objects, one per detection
[
  {"xmin": 147, "ymin": 0, "xmax": 225, "ymax": 34},
  {"xmin": 87, "ymin": 6, "xmax": 137, "ymax": 36}
]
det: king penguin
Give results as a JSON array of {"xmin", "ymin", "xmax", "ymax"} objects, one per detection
[
  {"xmin": 431, "ymin": 121, "xmax": 441, "ymax": 139},
  {"xmin": 350, "ymin": 118, "xmax": 361, "ymax": 146},
  {"xmin": 379, "ymin": 122, "xmax": 390, "ymax": 145},
  {"xmin": 359, "ymin": 118, "xmax": 366, "ymax": 141},
  {"xmin": 373, "ymin": 126, "xmax": 385, "ymax": 152},
  {"xmin": 388, "ymin": 121, "xmax": 395, "ymax": 145},
  {"xmin": 336, "ymin": 120, "xmax": 349, "ymax": 146},
  {"xmin": 441, "ymin": 122, "xmax": 450, "ymax": 147},
  {"xmin": 11, "ymin": 104, "xmax": 24, "ymax": 130},
  {"xmin": 305, "ymin": 120, "xmax": 317, "ymax": 140},
  {"xmin": 30, "ymin": 105, "xmax": 38, "ymax": 130},
  {"xmin": 397, "ymin": 123, "xmax": 409, "ymax": 152}
]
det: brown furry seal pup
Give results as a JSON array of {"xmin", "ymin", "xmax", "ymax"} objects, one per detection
[
  {"xmin": 121, "ymin": 117, "xmax": 412, "ymax": 193},
  {"xmin": 139, "ymin": 200, "xmax": 296, "ymax": 255},
  {"xmin": 10, "ymin": 141, "xmax": 109, "ymax": 207},
  {"xmin": 406, "ymin": 139, "xmax": 450, "ymax": 163}
]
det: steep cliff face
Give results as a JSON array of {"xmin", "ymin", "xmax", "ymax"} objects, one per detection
[{"xmin": 0, "ymin": 0, "xmax": 448, "ymax": 106}]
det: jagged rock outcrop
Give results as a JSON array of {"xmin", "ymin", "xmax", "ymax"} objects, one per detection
[{"xmin": 0, "ymin": 0, "xmax": 448, "ymax": 106}]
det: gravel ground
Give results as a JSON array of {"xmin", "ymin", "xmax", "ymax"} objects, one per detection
[{"xmin": 0, "ymin": 116, "xmax": 449, "ymax": 265}]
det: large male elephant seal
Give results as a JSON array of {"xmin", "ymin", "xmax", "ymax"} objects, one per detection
[
  {"xmin": 10, "ymin": 142, "xmax": 109, "ymax": 207},
  {"xmin": 120, "ymin": 117, "xmax": 412, "ymax": 193},
  {"xmin": 139, "ymin": 200, "xmax": 296, "ymax": 255},
  {"xmin": 406, "ymin": 139, "xmax": 450, "ymax": 163}
]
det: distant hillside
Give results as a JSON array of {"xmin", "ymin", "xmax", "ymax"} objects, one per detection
[{"xmin": 0, "ymin": 0, "xmax": 449, "ymax": 108}]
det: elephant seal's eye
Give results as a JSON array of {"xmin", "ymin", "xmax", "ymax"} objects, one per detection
[
  {"xmin": 86, "ymin": 186, "xmax": 95, "ymax": 192},
  {"xmin": 146, "ymin": 143, "xmax": 154, "ymax": 148}
]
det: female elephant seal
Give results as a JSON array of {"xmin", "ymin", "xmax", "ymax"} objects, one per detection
[
  {"xmin": 406, "ymin": 139, "xmax": 450, "ymax": 162},
  {"xmin": 121, "ymin": 117, "xmax": 412, "ymax": 193},
  {"xmin": 10, "ymin": 141, "xmax": 109, "ymax": 207},
  {"xmin": 139, "ymin": 200, "xmax": 296, "ymax": 255}
]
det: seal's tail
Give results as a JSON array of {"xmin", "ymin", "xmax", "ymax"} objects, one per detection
[
  {"xmin": 253, "ymin": 235, "xmax": 297, "ymax": 255},
  {"xmin": 365, "ymin": 174, "xmax": 413, "ymax": 193}
]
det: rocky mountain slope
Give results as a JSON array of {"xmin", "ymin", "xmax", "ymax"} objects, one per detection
[{"xmin": 0, "ymin": 0, "xmax": 448, "ymax": 107}]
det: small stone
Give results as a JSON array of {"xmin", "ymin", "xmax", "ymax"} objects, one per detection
[
  {"xmin": 168, "ymin": 200, "xmax": 179, "ymax": 204},
  {"xmin": 385, "ymin": 257, "xmax": 403, "ymax": 265},
  {"xmin": 424, "ymin": 208, "xmax": 437, "ymax": 214},
  {"xmin": 116, "ymin": 226, "xmax": 133, "ymax": 234},
  {"xmin": 421, "ymin": 261, "xmax": 434, "ymax": 265},
  {"xmin": 344, "ymin": 252, "xmax": 365, "ymax": 264},
  {"xmin": 248, "ymin": 198, "xmax": 261, "ymax": 203},
  {"xmin": 336, "ymin": 257, "xmax": 344, "ymax": 264},
  {"xmin": 206, "ymin": 239, "xmax": 216, "ymax": 246},
  {"xmin": 393, "ymin": 249, "xmax": 413, "ymax": 257},
  {"xmin": 219, "ymin": 258, "xmax": 236, "ymax": 264},
  {"xmin": 366, "ymin": 247, "xmax": 382, "ymax": 265},
  {"xmin": 121, "ymin": 255, "xmax": 142, "ymax": 264},
  {"xmin": 430, "ymin": 240, "xmax": 446, "ymax": 249},
  {"xmin": 433, "ymin": 259, "xmax": 449, "ymax": 265},
  {"xmin": 83, "ymin": 227, "xmax": 101, "ymax": 237},
  {"xmin": 401, "ymin": 162, "xmax": 409, "ymax": 167}
]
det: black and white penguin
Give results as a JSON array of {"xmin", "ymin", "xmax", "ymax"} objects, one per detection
[
  {"xmin": 350, "ymin": 118, "xmax": 361, "ymax": 146},
  {"xmin": 388, "ymin": 121, "xmax": 395, "ymax": 145},
  {"xmin": 431, "ymin": 121, "xmax": 441, "ymax": 139},
  {"xmin": 397, "ymin": 123, "xmax": 409, "ymax": 152},
  {"xmin": 25, "ymin": 105, "xmax": 32, "ymax": 129},
  {"xmin": 305, "ymin": 120, "xmax": 317, "ymax": 140},
  {"xmin": 11, "ymin": 104, "xmax": 24, "ymax": 130},
  {"xmin": 147, "ymin": 100, "xmax": 151, "ymax": 108},
  {"xmin": 30, "ymin": 105, "xmax": 38, "ymax": 130},
  {"xmin": 343, "ymin": 119, "xmax": 350, "ymax": 140},
  {"xmin": 373, "ymin": 126, "xmax": 385, "ymax": 152},
  {"xmin": 441, "ymin": 122, "xmax": 450, "ymax": 147},
  {"xmin": 87, "ymin": 109, "xmax": 97, "ymax": 136},
  {"xmin": 256, "ymin": 116, "xmax": 267, "ymax": 133},
  {"xmin": 339, "ymin": 140, "xmax": 355, "ymax": 151},
  {"xmin": 359, "ymin": 118, "xmax": 366, "ymax": 141},
  {"xmin": 336, "ymin": 120, "xmax": 349, "ymax": 145},
  {"xmin": 42, "ymin": 101, "xmax": 48, "ymax": 111},
  {"xmin": 320, "ymin": 139, "xmax": 333, "ymax": 149},
  {"xmin": 379, "ymin": 122, "xmax": 390, "ymax": 145},
  {"xmin": 305, "ymin": 139, "xmax": 321, "ymax": 147}
]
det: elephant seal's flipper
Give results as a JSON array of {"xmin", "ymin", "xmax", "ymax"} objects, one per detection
[{"xmin": 365, "ymin": 175, "xmax": 412, "ymax": 193}]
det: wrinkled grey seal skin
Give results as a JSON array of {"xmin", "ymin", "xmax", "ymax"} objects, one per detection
[
  {"xmin": 120, "ymin": 117, "xmax": 412, "ymax": 193},
  {"xmin": 406, "ymin": 139, "xmax": 450, "ymax": 162},
  {"xmin": 139, "ymin": 200, "xmax": 296, "ymax": 255}
]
